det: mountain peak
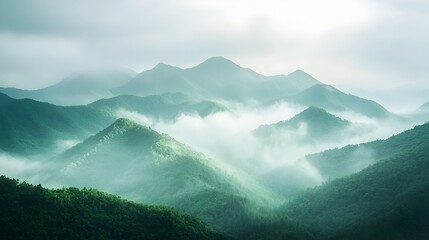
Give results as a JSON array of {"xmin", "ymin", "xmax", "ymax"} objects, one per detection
[
  {"xmin": 287, "ymin": 69, "xmax": 321, "ymax": 84},
  {"xmin": 152, "ymin": 62, "xmax": 180, "ymax": 71},
  {"xmin": 292, "ymin": 106, "xmax": 348, "ymax": 124},
  {"xmin": 104, "ymin": 118, "xmax": 155, "ymax": 136},
  {"xmin": 193, "ymin": 56, "xmax": 241, "ymax": 70}
]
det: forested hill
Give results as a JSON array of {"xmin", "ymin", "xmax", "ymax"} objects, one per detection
[
  {"xmin": 282, "ymin": 121, "xmax": 429, "ymax": 239},
  {"xmin": 0, "ymin": 175, "xmax": 230, "ymax": 240}
]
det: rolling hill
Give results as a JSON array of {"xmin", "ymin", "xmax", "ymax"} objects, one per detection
[
  {"xmin": 280, "ymin": 84, "xmax": 390, "ymax": 118},
  {"xmin": 306, "ymin": 120, "xmax": 429, "ymax": 179},
  {"xmin": 53, "ymin": 118, "xmax": 282, "ymax": 235},
  {"xmin": 282, "ymin": 121, "xmax": 429, "ymax": 239},
  {"xmin": 0, "ymin": 175, "xmax": 230, "ymax": 240},
  {"xmin": 255, "ymin": 106, "xmax": 350, "ymax": 142}
]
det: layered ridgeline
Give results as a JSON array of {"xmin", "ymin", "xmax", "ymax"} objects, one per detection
[
  {"xmin": 255, "ymin": 106, "xmax": 351, "ymax": 142},
  {"xmin": 282, "ymin": 121, "xmax": 429, "ymax": 239},
  {"xmin": 273, "ymin": 84, "xmax": 390, "ymax": 118},
  {"xmin": 53, "ymin": 118, "xmax": 297, "ymax": 237},
  {"xmin": 88, "ymin": 92, "xmax": 227, "ymax": 120},
  {"xmin": 0, "ymin": 175, "xmax": 230, "ymax": 240},
  {"xmin": 0, "ymin": 70, "xmax": 136, "ymax": 105},
  {"xmin": 0, "ymin": 93, "xmax": 225, "ymax": 156},
  {"xmin": 114, "ymin": 57, "xmax": 320, "ymax": 102},
  {"xmin": 307, "ymin": 120, "xmax": 429, "ymax": 179}
]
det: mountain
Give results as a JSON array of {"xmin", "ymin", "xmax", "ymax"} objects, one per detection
[
  {"xmin": 255, "ymin": 106, "xmax": 350, "ymax": 142},
  {"xmin": 0, "ymin": 70, "xmax": 135, "ymax": 105},
  {"xmin": 281, "ymin": 84, "xmax": 390, "ymax": 118},
  {"xmin": 282, "ymin": 121, "xmax": 429, "ymax": 239},
  {"xmin": 115, "ymin": 57, "xmax": 320, "ymax": 102},
  {"xmin": 307, "ymin": 120, "xmax": 429, "ymax": 179},
  {"xmin": 0, "ymin": 93, "xmax": 225, "ymax": 156},
  {"xmin": 0, "ymin": 175, "xmax": 230, "ymax": 240},
  {"xmin": 53, "ymin": 118, "xmax": 282, "ymax": 236}
]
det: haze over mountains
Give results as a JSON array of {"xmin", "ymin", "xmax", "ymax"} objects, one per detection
[{"xmin": 1, "ymin": 56, "xmax": 428, "ymax": 240}]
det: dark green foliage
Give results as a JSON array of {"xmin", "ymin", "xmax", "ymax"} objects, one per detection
[
  {"xmin": 283, "ymin": 121, "xmax": 429, "ymax": 239},
  {"xmin": 255, "ymin": 106, "xmax": 350, "ymax": 142},
  {"xmin": 334, "ymin": 177, "xmax": 429, "ymax": 240},
  {"xmin": 0, "ymin": 175, "xmax": 230, "ymax": 240}
]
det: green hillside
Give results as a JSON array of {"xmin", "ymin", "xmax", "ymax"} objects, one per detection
[
  {"xmin": 54, "ymin": 118, "xmax": 282, "ymax": 235},
  {"xmin": 307, "ymin": 120, "xmax": 429, "ymax": 179},
  {"xmin": 282, "ymin": 121, "xmax": 429, "ymax": 239},
  {"xmin": 0, "ymin": 93, "xmax": 110, "ymax": 156},
  {"xmin": 0, "ymin": 175, "xmax": 230, "ymax": 240},
  {"xmin": 255, "ymin": 106, "xmax": 350, "ymax": 142},
  {"xmin": 283, "ymin": 84, "xmax": 390, "ymax": 118}
]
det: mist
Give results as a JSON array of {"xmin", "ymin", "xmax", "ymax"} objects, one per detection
[{"xmin": 116, "ymin": 100, "xmax": 417, "ymax": 190}]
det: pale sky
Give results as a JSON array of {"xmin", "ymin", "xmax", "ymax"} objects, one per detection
[{"xmin": 0, "ymin": 0, "xmax": 428, "ymax": 95}]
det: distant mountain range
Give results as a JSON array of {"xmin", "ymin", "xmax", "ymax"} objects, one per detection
[
  {"xmin": 115, "ymin": 57, "xmax": 321, "ymax": 102},
  {"xmin": 0, "ymin": 70, "xmax": 136, "ymax": 105},
  {"xmin": 255, "ymin": 106, "xmax": 350, "ymax": 142},
  {"xmin": 0, "ymin": 57, "xmax": 392, "ymax": 119},
  {"xmin": 0, "ymin": 93, "xmax": 225, "ymax": 156},
  {"xmin": 0, "ymin": 57, "xmax": 322, "ymax": 104}
]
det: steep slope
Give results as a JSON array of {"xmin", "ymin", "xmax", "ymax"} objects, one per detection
[
  {"xmin": 54, "ymin": 118, "xmax": 281, "ymax": 235},
  {"xmin": 255, "ymin": 106, "xmax": 350, "ymax": 142},
  {"xmin": 115, "ymin": 57, "xmax": 320, "ymax": 102},
  {"xmin": 0, "ymin": 70, "xmax": 135, "ymax": 105},
  {"xmin": 307, "ymin": 120, "xmax": 429, "ymax": 179},
  {"xmin": 283, "ymin": 121, "xmax": 429, "ymax": 239},
  {"xmin": 283, "ymin": 84, "xmax": 390, "ymax": 118},
  {"xmin": 0, "ymin": 93, "xmax": 111, "ymax": 156},
  {"xmin": 0, "ymin": 175, "xmax": 230, "ymax": 240}
]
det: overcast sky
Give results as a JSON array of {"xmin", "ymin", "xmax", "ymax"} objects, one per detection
[{"xmin": 0, "ymin": 0, "xmax": 428, "ymax": 95}]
